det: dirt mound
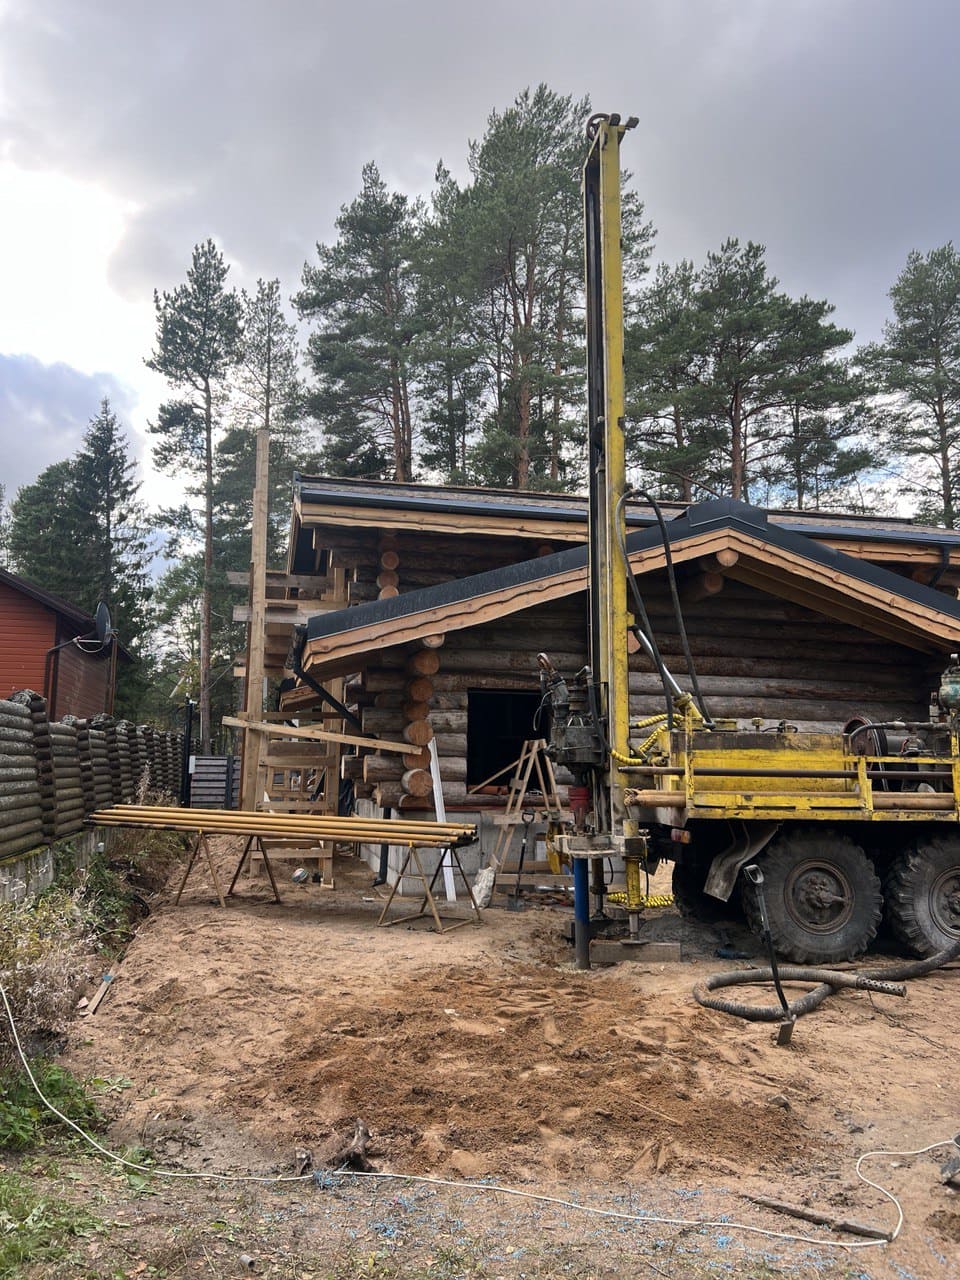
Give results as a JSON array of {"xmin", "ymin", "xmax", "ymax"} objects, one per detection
[{"xmin": 63, "ymin": 838, "xmax": 960, "ymax": 1278}]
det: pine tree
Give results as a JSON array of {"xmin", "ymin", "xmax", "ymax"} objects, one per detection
[
  {"xmin": 147, "ymin": 239, "xmax": 242, "ymax": 750},
  {"xmin": 413, "ymin": 165, "xmax": 487, "ymax": 482},
  {"xmin": 465, "ymin": 86, "xmax": 593, "ymax": 489},
  {"xmin": 296, "ymin": 165, "xmax": 421, "ymax": 481},
  {"xmin": 859, "ymin": 243, "xmax": 960, "ymax": 526},
  {"xmin": 627, "ymin": 241, "xmax": 862, "ymax": 504}
]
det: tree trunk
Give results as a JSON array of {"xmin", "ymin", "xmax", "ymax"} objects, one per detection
[{"xmin": 199, "ymin": 377, "xmax": 214, "ymax": 752}]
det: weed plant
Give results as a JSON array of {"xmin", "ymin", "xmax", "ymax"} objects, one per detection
[
  {"xmin": 0, "ymin": 1059, "xmax": 103, "ymax": 1150},
  {"xmin": 0, "ymin": 1169, "xmax": 102, "ymax": 1277}
]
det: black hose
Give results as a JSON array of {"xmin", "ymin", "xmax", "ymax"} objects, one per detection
[
  {"xmin": 614, "ymin": 492, "xmax": 674, "ymax": 727},
  {"xmin": 693, "ymin": 934, "xmax": 960, "ymax": 1023},
  {"xmin": 637, "ymin": 488, "xmax": 714, "ymax": 726}
]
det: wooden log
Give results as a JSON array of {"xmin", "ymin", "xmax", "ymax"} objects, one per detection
[
  {"xmin": 406, "ymin": 649, "xmax": 440, "ymax": 677},
  {"xmin": 361, "ymin": 666, "xmax": 408, "ymax": 694},
  {"xmin": 376, "ymin": 570, "xmax": 399, "ymax": 590},
  {"xmin": 431, "ymin": 673, "xmax": 540, "ymax": 694},
  {"xmin": 402, "ymin": 719, "xmax": 434, "ymax": 747},
  {"xmin": 419, "ymin": 634, "xmax": 445, "ymax": 650},
  {"xmin": 402, "ymin": 747, "xmax": 431, "ymax": 770},
  {"xmin": 377, "ymin": 585, "xmax": 399, "ymax": 599},
  {"xmin": 433, "ymin": 756, "xmax": 467, "ymax": 783},
  {"xmin": 427, "ymin": 709, "xmax": 468, "ymax": 734},
  {"xmin": 372, "ymin": 782, "xmax": 400, "ymax": 808},
  {"xmin": 363, "ymin": 755, "xmax": 403, "ymax": 783},
  {"xmin": 402, "ymin": 700, "xmax": 431, "ymax": 723},
  {"xmin": 373, "ymin": 691, "xmax": 404, "ymax": 709},
  {"xmin": 0, "ymin": 795, "xmax": 42, "ymax": 817},
  {"xmin": 360, "ymin": 709, "xmax": 405, "ymax": 736},
  {"xmin": 405, "ymin": 676, "xmax": 434, "ymax": 703},
  {"xmin": 681, "ymin": 571, "xmax": 725, "ymax": 602},
  {"xmin": 401, "ymin": 768, "xmax": 433, "ymax": 798},
  {"xmin": 434, "ymin": 732, "xmax": 467, "ymax": 757},
  {"xmin": 379, "ymin": 549, "xmax": 400, "ymax": 572},
  {"xmin": 348, "ymin": 581, "xmax": 377, "ymax": 604},
  {"xmin": 341, "ymin": 755, "xmax": 366, "ymax": 780}
]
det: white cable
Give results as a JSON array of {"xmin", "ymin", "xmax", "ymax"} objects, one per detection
[
  {"xmin": 0, "ymin": 983, "xmax": 311, "ymax": 1186},
  {"xmin": 2, "ymin": 979, "xmax": 955, "ymax": 1250}
]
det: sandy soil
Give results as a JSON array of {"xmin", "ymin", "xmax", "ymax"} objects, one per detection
[{"xmin": 62, "ymin": 837, "xmax": 960, "ymax": 1278}]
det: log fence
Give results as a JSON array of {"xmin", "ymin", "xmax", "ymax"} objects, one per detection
[{"xmin": 0, "ymin": 691, "xmax": 182, "ymax": 862}]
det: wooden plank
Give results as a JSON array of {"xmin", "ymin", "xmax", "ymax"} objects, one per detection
[
  {"xmin": 223, "ymin": 715, "xmax": 409, "ymax": 755},
  {"xmin": 240, "ymin": 428, "xmax": 270, "ymax": 811}
]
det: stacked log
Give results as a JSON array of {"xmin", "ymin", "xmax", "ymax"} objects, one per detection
[
  {"xmin": 9, "ymin": 690, "xmax": 56, "ymax": 841},
  {"xmin": 115, "ymin": 721, "xmax": 135, "ymax": 801},
  {"xmin": 128, "ymin": 725, "xmax": 145, "ymax": 796},
  {"xmin": 50, "ymin": 719, "xmax": 84, "ymax": 838},
  {"xmin": 0, "ymin": 698, "xmax": 44, "ymax": 859},
  {"xmin": 378, "ymin": 532, "xmax": 400, "ymax": 600},
  {"xmin": 85, "ymin": 723, "xmax": 114, "ymax": 811}
]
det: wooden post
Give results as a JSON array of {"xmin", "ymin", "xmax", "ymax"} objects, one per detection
[{"xmin": 239, "ymin": 427, "xmax": 270, "ymax": 811}]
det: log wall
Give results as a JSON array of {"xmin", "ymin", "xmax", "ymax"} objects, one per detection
[{"xmin": 343, "ymin": 576, "xmax": 939, "ymax": 817}]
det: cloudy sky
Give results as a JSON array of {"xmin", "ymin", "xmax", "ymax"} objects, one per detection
[{"xmin": 1, "ymin": 0, "xmax": 958, "ymax": 502}]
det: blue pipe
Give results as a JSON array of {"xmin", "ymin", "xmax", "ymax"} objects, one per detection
[{"xmin": 573, "ymin": 857, "xmax": 590, "ymax": 970}]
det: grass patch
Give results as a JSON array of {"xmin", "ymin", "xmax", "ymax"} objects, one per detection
[
  {"xmin": 0, "ymin": 1060, "xmax": 103, "ymax": 1151},
  {"xmin": 0, "ymin": 1169, "xmax": 102, "ymax": 1277}
]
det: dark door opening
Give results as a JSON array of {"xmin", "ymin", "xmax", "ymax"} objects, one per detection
[{"xmin": 467, "ymin": 689, "xmax": 542, "ymax": 788}]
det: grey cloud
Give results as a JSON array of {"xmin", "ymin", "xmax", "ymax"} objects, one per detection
[
  {"xmin": 1, "ymin": 0, "xmax": 959, "ymax": 346},
  {"xmin": 0, "ymin": 355, "xmax": 136, "ymax": 495}
]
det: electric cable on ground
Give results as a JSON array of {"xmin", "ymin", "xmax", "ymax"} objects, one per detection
[{"xmin": 0, "ymin": 979, "xmax": 953, "ymax": 1253}]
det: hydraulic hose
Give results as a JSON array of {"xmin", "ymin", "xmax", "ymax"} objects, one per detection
[
  {"xmin": 693, "ymin": 934, "xmax": 960, "ymax": 1023},
  {"xmin": 636, "ymin": 488, "xmax": 713, "ymax": 726},
  {"xmin": 614, "ymin": 491, "xmax": 674, "ymax": 727}
]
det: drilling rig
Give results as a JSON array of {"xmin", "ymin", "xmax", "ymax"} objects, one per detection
[{"xmin": 540, "ymin": 114, "xmax": 960, "ymax": 967}]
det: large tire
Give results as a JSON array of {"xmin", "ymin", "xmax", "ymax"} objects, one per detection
[
  {"xmin": 884, "ymin": 839, "xmax": 960, "ymax": 958},
  {"xmin": 742, "ymin": 829, "xmax": 882, "ymax": 964},
  {"xmin": 671, "ymin": 857, "xmax": 729, "ymax": 923}
]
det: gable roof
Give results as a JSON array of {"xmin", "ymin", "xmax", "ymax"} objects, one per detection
[
  {"xmin": 297, "ymin": 499, "xmax": 960, "ymax": 679},
  {"xmin": 292, "ymin": 473, "xmax": 960, "ymax": 576}
]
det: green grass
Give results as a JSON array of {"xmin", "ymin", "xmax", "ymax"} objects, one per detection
[
  {"xmin": 0, "ymin": 1061, "xmax": 103, "ymax": 1152},
  {"xmin": 0, "ymin": 1170, "xmax": 103, "ymax": 1277}
]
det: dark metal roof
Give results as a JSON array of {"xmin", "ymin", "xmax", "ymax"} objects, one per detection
[
  {"xmin": 293, "ymin": 474, "xmax": 960, "ymax": 548},
  {"xmin": 304, "ymin": 497, "xmax": 960, "ymax": 648}
]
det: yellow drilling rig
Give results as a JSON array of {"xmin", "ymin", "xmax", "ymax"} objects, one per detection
[{"xmin": 539, "ymin": 114, "xmax": 960, "ymax": 967}]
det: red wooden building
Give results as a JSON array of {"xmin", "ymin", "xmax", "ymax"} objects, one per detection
[{"xmin": 0, "ymin": 568, "xmax": 116, "ymax": 718}]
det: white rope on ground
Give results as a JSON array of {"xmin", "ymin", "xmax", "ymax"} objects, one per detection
[{"xmin": 3, "ymin": 980, "xmax": 955, "ymax": 1252}]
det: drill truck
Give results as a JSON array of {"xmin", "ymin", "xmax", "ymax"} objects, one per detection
[{"xmin": 540, "ymin": 114, "xmax": 960, "ymax": 966}]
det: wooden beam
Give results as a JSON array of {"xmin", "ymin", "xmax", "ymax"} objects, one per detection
[
  {"xmin": 240, "ymin": 428, "xmax": 270, "ymax": 811},
  {"xmin": 223, "ymin": 715, "xmax": 410, "ymax": 755}
]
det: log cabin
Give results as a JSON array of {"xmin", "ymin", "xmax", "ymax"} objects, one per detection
[{"xmin": 236, "ymin": 476, "xmax": 960, "ymax": 885}]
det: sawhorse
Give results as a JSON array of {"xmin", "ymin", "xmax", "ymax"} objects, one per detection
[
  {"xmin": 377, "ymin": 843, "xmax": 482, "ymax": 933},
  {"xmin": 174, "ymin": 832, "xmax": 282, "ymax": 907}
]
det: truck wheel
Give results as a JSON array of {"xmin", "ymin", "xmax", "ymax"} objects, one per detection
[
  {"xmin": 884, "ymin": 839, "xmax": 960, "ymax": 957},
  {"xmin": 742, "ymin": 831, "xmax": 881, "ymax": 964},
  {"xmin": 671, "ymin": 858, "xmax": 730, "ymax": 923}
]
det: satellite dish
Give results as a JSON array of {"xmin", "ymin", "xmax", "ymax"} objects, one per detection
[{"xmin": 94, "ymin": 602, "xmax": 113, "ymax": 646}]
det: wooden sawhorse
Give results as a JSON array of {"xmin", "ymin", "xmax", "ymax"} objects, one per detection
[
  {"xmin": 174, "ymin": 832, "xmax": 282, "ymax": 907},
  {"xmin": 377, "ymin": 843, "xmax": 482, "ymax": 933}
]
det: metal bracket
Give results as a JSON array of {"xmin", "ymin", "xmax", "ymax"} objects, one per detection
[{"xmin": 704, "ymin": 820, "xmax": 780, "ymax": 901}]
